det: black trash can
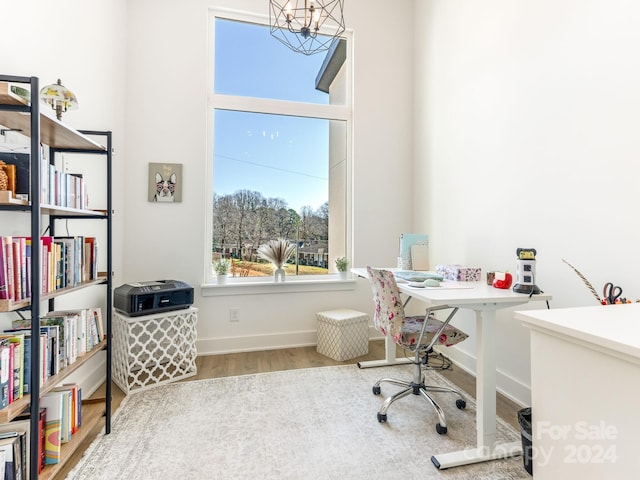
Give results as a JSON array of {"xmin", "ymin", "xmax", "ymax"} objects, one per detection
[{"xmin": 517, "ymin": 407, "xmax": 533, "ymax": 475}]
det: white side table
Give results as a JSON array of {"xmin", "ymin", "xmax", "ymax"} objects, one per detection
[{"xmin": 113, "ymin": 307, "xmax": 198, "ymax": 393}]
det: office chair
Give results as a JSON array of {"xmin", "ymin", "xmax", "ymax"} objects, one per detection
[{"xmin": 366, "ymin": 266, "xmax": 469, "ymax": 434}]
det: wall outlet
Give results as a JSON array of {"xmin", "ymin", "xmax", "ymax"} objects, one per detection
[{"xmin": 229, "ymin": 308, "xmax": 240, "ymax": 322}]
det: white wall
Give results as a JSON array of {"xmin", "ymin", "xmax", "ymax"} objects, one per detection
[
  {"xmin": 8, "ymin": 0, "xmax": 623, "ymax": 407},
  {"xmin": 414, "ymin": 0, "xmax": 640, "ymax": 405},
  {"xmin": 123, "ymin": 0, "xmax": 416, "ymax": 353},
  {"xmin": 1, "ymin": 0, "xmax": 127, "ymax": 393}
]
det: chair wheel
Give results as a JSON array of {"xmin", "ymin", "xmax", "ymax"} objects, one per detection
[
  {"xmin": 436, "ymin": 423, "xmax": 447, "ymax": 435},
  {"xmin": 456, "ymin": 399, "xmax": 466, "ymax": 409},
  {"xmin": 377, "ymin": 412, "xmax": 387, "ymax": 423},
  {"xmin": 372, "ymin": 385, "xmax": 381, "ymax": 395}
]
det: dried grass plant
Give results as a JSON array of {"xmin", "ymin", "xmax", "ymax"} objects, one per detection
[{"xmin": 257, "ymin": 238, "xmax": 296, "ymax": 268}]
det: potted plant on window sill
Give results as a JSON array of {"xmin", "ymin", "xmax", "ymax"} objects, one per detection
[
  {"xmin": 213, "ymin": 258, "xmax": 231, "ymax": 284},
  {"xmin": 335, "ymin": 256, "xmax": 349, "ymax": 279},
  {"xmin": 257, "ymin": 238, "xmax": 296, "ymax": 282}
]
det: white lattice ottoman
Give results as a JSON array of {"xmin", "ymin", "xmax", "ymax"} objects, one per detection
[
  {"xmin": 316, "ymin": 309, "xmax": 369, "ymax": 361},
  {"xmin": 113, "ymin": 307, "xmax": 198, "ymax": 393}
]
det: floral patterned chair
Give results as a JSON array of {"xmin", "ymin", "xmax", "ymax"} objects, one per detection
[{"xmin": 366, "ymin": 266, "xmax": 469, "ymax": 434}]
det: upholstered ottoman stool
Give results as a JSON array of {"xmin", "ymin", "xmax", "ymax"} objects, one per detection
[{"xmin": 316, "ymin": 309, "xmax": 369, "ymax": 361}]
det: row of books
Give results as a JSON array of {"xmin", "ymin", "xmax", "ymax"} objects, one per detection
[
  {"xmin": 0, "ymin": 386, "xmax": 79, "ymax": 478},
  {"xmin": 0, "ymin": 235, "xmax": 99, "ymax": 302},
  {"xmin": 0, "ymin": 149, "xmax": 90, "ymax": 209},
  {"xmin": 43, "ymin": 164, "xmax": 88, "ymax": 210},
  {"xmin": 42, "ymin": 384, "xmax": 82, "ymax": 466},
  {"xmin": 0, "ymin": 308, "xmax": 104, "ymax": 410}
]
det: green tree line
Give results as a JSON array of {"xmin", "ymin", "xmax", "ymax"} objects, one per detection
[{"xmin": 212, "ymin": 189, "xmax": 328, "ymax": 261}]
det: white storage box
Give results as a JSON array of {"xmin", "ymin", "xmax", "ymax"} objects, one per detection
[
  {"xmin": 113, "ymin": 307, "xmax": 198, "ymax": 393},
  {"xmin": 316, "ymin": 309, "xmax": 369, "ymax": 361}
]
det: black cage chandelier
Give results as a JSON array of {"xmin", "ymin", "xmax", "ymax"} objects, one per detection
[{"xmin": 269, "ymin": 0, "xmax": 345, "ymax": 56}]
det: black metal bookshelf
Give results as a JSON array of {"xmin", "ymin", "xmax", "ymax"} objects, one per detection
[{"xmin": 0, "ymin": 74, "xmax": 112, "ymax": 480}]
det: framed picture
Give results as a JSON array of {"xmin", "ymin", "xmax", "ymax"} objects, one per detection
[{"xmin": 148, "ymin": 162, "xmax": 182, "ymax": 202}]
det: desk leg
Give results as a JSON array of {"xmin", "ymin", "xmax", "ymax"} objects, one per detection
[
  {"xmin": 431, "ymin": 309, "xmax": 522, "ymax": 469},
  {"xmin": 357, "ymin": 334, "xmax": 412, "ymax": 369}
]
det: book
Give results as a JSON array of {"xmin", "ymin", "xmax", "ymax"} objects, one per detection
[
  {"xmin": 93, "ymin": 307, "xmax": 104, "ymax": 342},
  {"xmin": 410, "ymin": 243, "xmax": 429, "ymax": 271},
  {"xmin": 3, "ymin": 237, "xmax": 13, "ymax": 302},
  {"xmin": 0, "ymin": 420, "xmax": 30, "ymax": 478},
  {"xmin": 0, "ymin": 432, "xmax": 23, "ymax": 480},
  {"xmin": 40, "ymin": 236, "xmax": 54, "ymax": 294},
  {"xmin": 0, "ymin": 340, "xmax": 10, "ymax": 409},
  {"xmin": 63, "ymin": 383, "xmax": 79, "ymax": 435},
  {"xmin": 20, "ymin": 337, "xmax": 30, "ymax": 396},
  {"xmin": 77, "ymin": 388, "xmax": 82, "ymax": 429},
  {"xmin": 11, "ymin": 238, "xmax": 27, "ymax": 300},
  {"xmin": 84, "ymin": 237, "xmax": 97, "ymax": 280},
  {"xmin": 1, "ymin": 334, "xmax": 25, "ymax": 402},
  {"xmin": 40, "ymin": 392, "xmax": 64, "ymax": 464},
  {"xmin": 23, "ymin": 239, "xmax": 31, "ymax": 299},
  {"xmin": 398, "ymin": 233, "xmax": 428, "ymax": 270},
  {"xmin": 0, "ymin": 238, "xmax": 7, "ymax": 301},
  {"xmin": 6, "ymin": 343, "xmax": 14, "ymax": 404},
  {"xmin": 51, "ymin": 389, "xmax": 71, "ymax": 444},
  {"xmin": 37, "ymin": 408, "xmax": 45, "ymax": 473},
  {"xmin": 41, "ymin": 317, "xmax": 67, "ymax": 371},
  {"xmin": 55, "ymin": 237, "xmax": 77, "ymax": 287},
  {"xmin": 39, "ymin": 325, "xmax": 59, "ymax": 377},
  {"xmin": 53, "ymin": 384, "xmax": 79, "ymax": 441}
]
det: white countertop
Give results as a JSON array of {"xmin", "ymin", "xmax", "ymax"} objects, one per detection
[{"xmin": 516, "ymin": 303, "xmax": 640, "ymax": 362}]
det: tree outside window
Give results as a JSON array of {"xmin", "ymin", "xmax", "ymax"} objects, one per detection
[{"xmin": 210, "ymin": 14, "xmax": 350, "ymax": 278}]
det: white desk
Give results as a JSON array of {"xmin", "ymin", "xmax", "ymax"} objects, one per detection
[
  {"xmin": 516, "ymin": 304, "xmax": 640, "ymax": 479},
  {"xmin": 352, "ymin": 267, "xmax": 552, "ymax": 469}
]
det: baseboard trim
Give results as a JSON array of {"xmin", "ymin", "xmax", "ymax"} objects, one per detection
[
  {"xmin": 197, "ymin": 330, "xmax": 317, "ymax": 356},
  {"xmin": 438, "ymin": 347, "xmax": 530, "ymax": 408},
  {"xmin": 196, "ymin": 327, "xmax": 382, "ymax": 356}
]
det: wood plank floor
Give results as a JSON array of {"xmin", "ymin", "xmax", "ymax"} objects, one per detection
[{"xmin": 58, "ymin": 340, "xmax": 522, "ymax": 478}]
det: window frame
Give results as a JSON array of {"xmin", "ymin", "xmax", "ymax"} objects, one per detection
[{"xmin": 204, "ymin": 8, "xmax": 353, "ymax": 290}]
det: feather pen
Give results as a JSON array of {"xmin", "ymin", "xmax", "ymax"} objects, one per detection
[{"xmin": 562, "ymin": 258, "xmax": 601, "ymax": 303}]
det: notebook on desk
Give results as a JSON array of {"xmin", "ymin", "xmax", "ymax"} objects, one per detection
[
  {"xmin": 394, "ymin": 271, "xmax": 443, "ymax": 282},
  {"xmin": 411, "ymin": 244, "xmax": 429, "ymax": 270}
]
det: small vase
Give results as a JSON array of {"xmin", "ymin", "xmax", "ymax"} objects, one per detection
[
  {"xmin": 274, "ymin": 267, "xmax": 285, "ymax": 283},
  {"xmin": 217, "ymin": 274, "xmax": 228, "ymax": 285},
  {"xmin": 338, "ymin": 271, "xmax": 348, "ymax": 280}
]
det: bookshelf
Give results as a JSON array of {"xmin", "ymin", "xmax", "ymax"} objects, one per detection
[{"xmin": 0, "ymin": 75, "xmax": 113, "ymax": 480}]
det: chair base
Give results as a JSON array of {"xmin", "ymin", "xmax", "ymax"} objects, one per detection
[{"xmin": 372, "ymin": 360, "xmax": 466, "ymax": 434}]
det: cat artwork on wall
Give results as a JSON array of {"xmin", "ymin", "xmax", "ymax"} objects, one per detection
[{"xmin": 148, "ymin": 162, "xmax": 182, "ymax": 202}]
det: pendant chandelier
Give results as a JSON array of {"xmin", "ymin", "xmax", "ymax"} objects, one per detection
[{"xmin": 269, "ymin": 0, "xmax": 345, "ymax": 56}]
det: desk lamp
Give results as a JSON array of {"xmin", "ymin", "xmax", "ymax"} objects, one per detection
[
  {"xmin": 513, "ymin": 248, "xmax": 541, "ymax": 294},
  {"xmin": 39, "ymin": 79, "xmax": 78, "ymax": 120}
]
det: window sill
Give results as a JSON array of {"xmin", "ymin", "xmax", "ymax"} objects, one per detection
[{"xmin": 200, "ymin": 274, "xmax": 357, "ymax": 296}]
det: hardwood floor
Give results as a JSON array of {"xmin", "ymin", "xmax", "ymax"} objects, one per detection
[
  {"xmin": 189, "ymin": 341, "xmax": 521, "ymax": 430},
  {"xmin": 59, "ymin": 340, "xmax": 522, "ymax": 478}
]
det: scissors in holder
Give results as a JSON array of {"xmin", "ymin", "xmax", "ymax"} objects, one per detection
[{"xmin": 603, "ymin": 282, "xmax": 623, "ymax": 305}]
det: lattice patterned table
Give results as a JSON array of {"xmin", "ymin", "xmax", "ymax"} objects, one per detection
[{"xmin": 113, "ymin": 307, "xmax": 198, "ymax": 393}]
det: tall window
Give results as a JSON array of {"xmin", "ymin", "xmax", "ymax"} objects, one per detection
[{"xmin": 209, "ymin": 12, "xmax": 351, "ymax": 278}]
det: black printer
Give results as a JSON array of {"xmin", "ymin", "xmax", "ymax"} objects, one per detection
[{"xmin": 114, "ymin": 280, "xmax": 194, "ymax": 316}]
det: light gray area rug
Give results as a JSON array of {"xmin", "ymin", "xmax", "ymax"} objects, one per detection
[{"xmin": 66, "ymin": 365, "xmax": 529, "ymax": 480}]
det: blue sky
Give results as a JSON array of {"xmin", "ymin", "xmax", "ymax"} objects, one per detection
[{"xmin": 213, "ymin": 18, "xmax": 331, "ymax": 212}]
